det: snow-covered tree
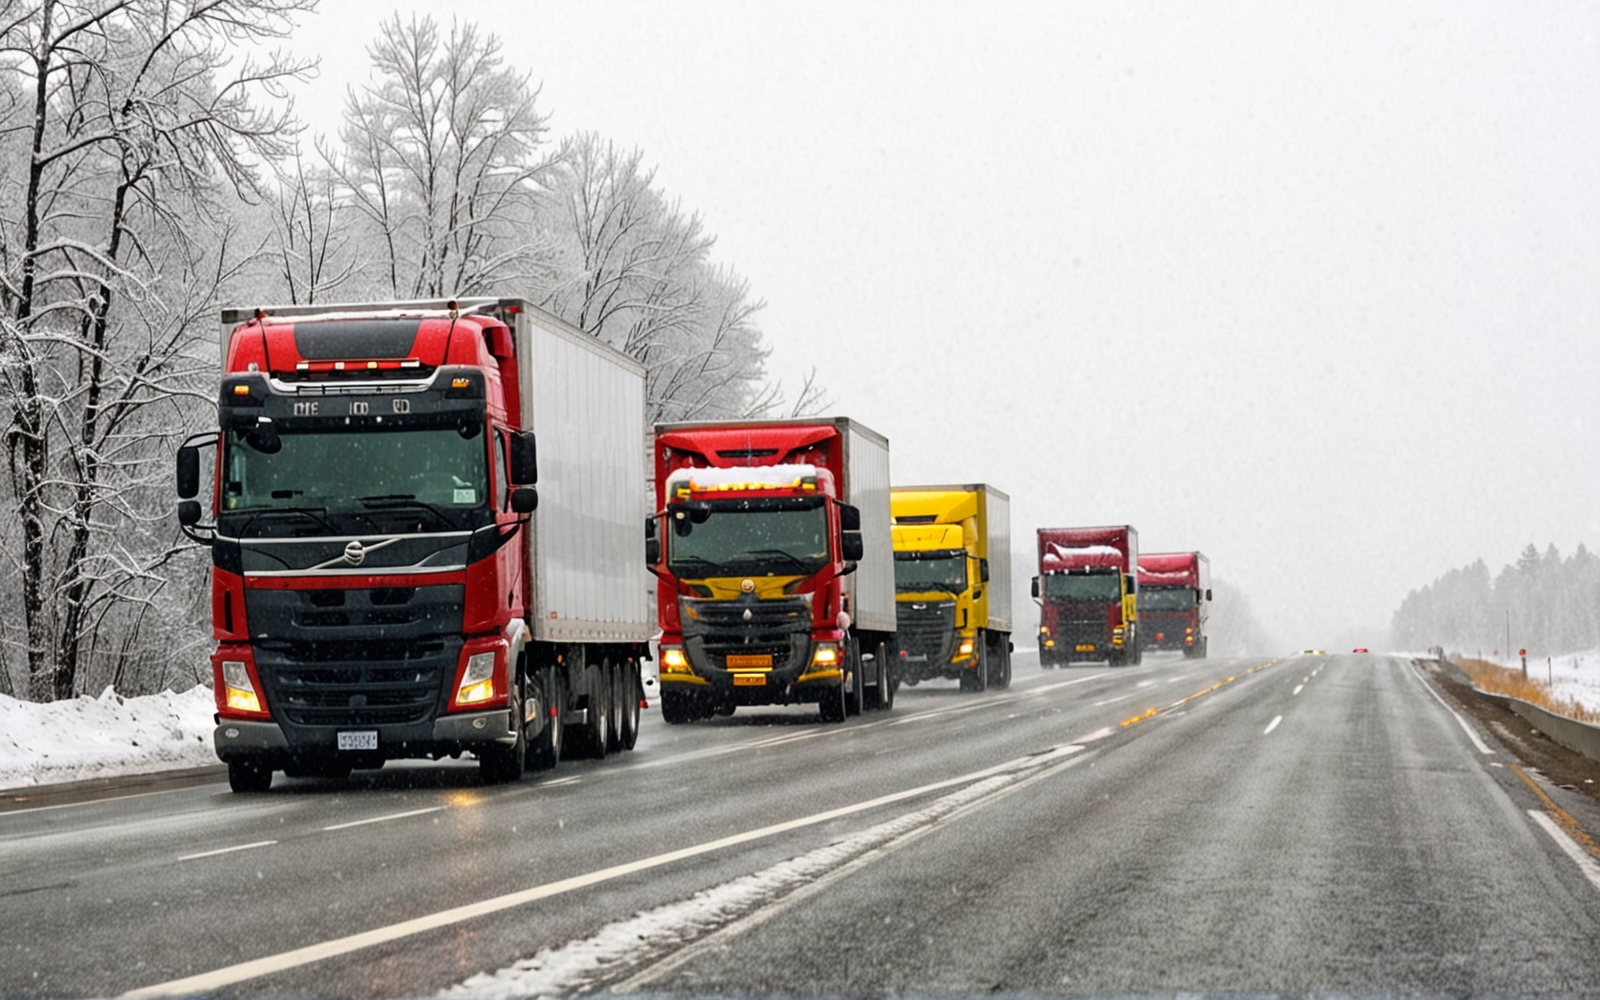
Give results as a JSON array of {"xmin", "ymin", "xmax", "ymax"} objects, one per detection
[
  {"xmin": 0, "ymin": 0, "xmax": 313, "ymax": 701},
  {"xmin": 325, "ymin": 13, "xmax": 551, "ymax": 299}
]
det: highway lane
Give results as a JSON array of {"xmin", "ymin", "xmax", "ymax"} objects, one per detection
[
  {"xmin": 8, "ymin": 652, "xmax": 1599, "ymax": 996},
  {"xmin": 0, "ymin": 650, "xmax": 1238, "ymax": 997}
]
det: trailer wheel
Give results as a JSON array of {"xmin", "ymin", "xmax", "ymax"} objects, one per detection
[
  {"xmin": 479, "ymin": 681, "xmax": 528, "ymax": 784},
  {"xmin": 618, "ymin": 661, "xmax": 641, "ymax": 750},
  {"xmin": 604, "ymin": 656, "xmax": 625, "ymax": 753},
  {"xmin": 582, "ymin": 665, "xmax": 611, "ymax": 759},
  {"xmin": 227, "ymin": 758, "xmax": 273, "ymax": 793},
  {"xmin": 527, "ymin": 667, "xmax": 564, "ymax": 771}
]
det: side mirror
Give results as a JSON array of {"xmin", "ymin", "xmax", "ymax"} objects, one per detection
[
  {"xmin": 979, "ymin": 557, "xmax": 990, "ymax": 584},
  {"xmin": 176, "ymin": 445, "xmax": 200, "ymax": 500},
  {"xmin": 510, "ymin": 486, "xmax": 538, "ymax": 513},
  {"xmin": 645, "ymin": 516, "xmax": 657, "ymax": 539},
  {"xmin": 1030, "ymin": 577, "xmax": 1040, "ymax": 599},
  {"xmin": 178, "ymin": 500, "xmax": 203, "ymax": 526},
  {"xmin": 646, "ymin": 537, "xmax": 661, "ymax": 565},
  {"xmin": 839, "ymin": 503, "xmax": 861, "ymax": 532},
  {"xmin": 510, "ymin": 431, "xmax": 537, "ymax": 485},
  {"xmin": 1205, "ymin": 589, "xmax": 1213, "ymax": 602},
  {"xmin": 841, "ymin": 531, "xmax": 864, "ymax": 562}
]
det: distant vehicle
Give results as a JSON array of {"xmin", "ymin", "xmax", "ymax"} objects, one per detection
[
  {"xmin": 1298, "ymin": 649, "xmax": 1326, "ymax": 656},
  {"xmin": 1353, "ymin": 648, "xmax": 1370, "ymax": 653},
  {"xmin": 1136, "ymin": 551, "xmax": 1212, "ymax": 658},
  {"xmin": 891, "ymin": 484, "xmax": 1013, "ymax": 691},
  {"xmin": 1033, "ymin": 525, "xmax": 1140, "ymax": 666}
]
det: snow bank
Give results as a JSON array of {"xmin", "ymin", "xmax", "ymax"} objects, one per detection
[{"xmin": 0, "ymin": 685, "xmax": 217, "ymax": 791}]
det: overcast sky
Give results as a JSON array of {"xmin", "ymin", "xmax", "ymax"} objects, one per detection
[{"xmin": 288, "ymin": 1, "xmax": 1600, "ymax": 649}]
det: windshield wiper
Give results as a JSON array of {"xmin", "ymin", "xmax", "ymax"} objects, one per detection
[
  {"xmin": 898, "ymin": 581, "xmax": 961, "ymax": 595},
  {"xmin": 239, "ymin": 505, "xmax": 338, "ymax": 536},
  {"xmin": 668, "ymin": 555, "xmax": 724, "ymax": 576},
  {"xmin": 357, "ymin": 494, "xmax": 453, "ymax": 527},
  {"xmin": 744, "ymin": 548, "xmax": 819, "ymax": 573}
]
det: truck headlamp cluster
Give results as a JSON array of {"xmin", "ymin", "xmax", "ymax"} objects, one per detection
[
  {"xmin": 454, "ymin": 651, "xmax": 498, "ymax": 707},
  {"xmin": 660, "ymin": 646, "xmax": 690, "ymax": 673},
  {"xmin": 221, "ymin": 660, "xmax": 261, "ymax": 714},
  {"xmin": 811, "ymin": 643, "xmax": 840, "ymax": 667}
]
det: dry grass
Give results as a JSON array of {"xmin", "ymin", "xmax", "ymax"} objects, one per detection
[{"xmin": 1457, "ymin": 658, "xmax": 1600, "ymax": 725}]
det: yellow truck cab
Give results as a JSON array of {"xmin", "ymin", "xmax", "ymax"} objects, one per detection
[{"xmin": 890, "ymin": 484, "xmax": 1012, "ymax": 691}]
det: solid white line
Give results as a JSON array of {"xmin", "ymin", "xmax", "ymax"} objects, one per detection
[
  {"xmin": 1406, "ymin": 662, "xmax": 1495, "ymax": 755},
  {"xmin": 1263, "ymin": 715, "xmax": 1282, "ymax": 735},
  {"xmin": 178, "ymin": 840, "xmax": 277, "ymax": 861},
  {"xmin": 1292, "ymin": 684, "xmax": 1304, "ymax": 696},
  {"xmin": 323, "ymin": 807, "xmax": 443, "ymax": 832},
  {"xmin": 1528, "ymin": 810, "xmax": 1600, "ymax": 892},
  {"xmin": 122, "ymin": 745, "xmax": 1082, "ymax": 998}
]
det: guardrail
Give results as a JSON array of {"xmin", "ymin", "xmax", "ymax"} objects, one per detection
[{"xmin": 1468, "ymin": 684, "xmax": 1600, "ymax": 764}]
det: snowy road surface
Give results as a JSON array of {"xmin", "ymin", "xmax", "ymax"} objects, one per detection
[{"xmin": 4, "ymin": 653, "xmax": 1600, "ymax": 996}]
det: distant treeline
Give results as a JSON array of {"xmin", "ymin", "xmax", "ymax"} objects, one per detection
[{"xmin": 1391, "ymin": 544, "xmax": 1600, "ymax": 656}]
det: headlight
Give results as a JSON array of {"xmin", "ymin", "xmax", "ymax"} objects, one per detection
[
  {"xmin": 811, "ymin": 643, "xmax": 840, "ymax": 667},
  {"xmin": 221, "ymin": 660, "xmax": 261, "ymax": 714},
  {"xmin": 454, "ymin": 651, "xmax": 497, "ymax": 706},
  {"xmin": 661, "ymin": 646, "xmax": 689, "ymax": 672}
]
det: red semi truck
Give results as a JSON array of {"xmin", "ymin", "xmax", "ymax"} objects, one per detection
[
  {"xmin": 176, "ymin": 299, "xmax": 654, "ymax": 791},
  {"xmin": 648, "ymin": 418, "xmax": 897, "ymax": 723},
  {"xmin": 1137, "ymin": 551, "xmax": 1212, "ymax": 658},
  {"xmin": 1033, "ymin": 525, "xmax": 1141, "ymax": 666}
]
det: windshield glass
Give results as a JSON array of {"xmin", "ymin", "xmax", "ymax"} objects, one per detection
[
  {"xmin": 667, "ymin": 505, "xmax": 829, "ymax": 576},
  {"xmin": 894, "ymin": 552, "xmax": 967, "ymax": 594},
  {"xmin": 1041, "ymin": 572, "xmax": 1121, "ymax": 602},
  {"xmin": 1140, "ymin": 587, "xmax": 1196, "ymax": 611},
  {"xmin": 222, "ymin": 425, "xmax": 488, "ymax": 514}
]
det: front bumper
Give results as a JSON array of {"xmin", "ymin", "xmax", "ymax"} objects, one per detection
[{"xmin": 213, "ymin": 708, "xmax": 515, "ymax": 764}]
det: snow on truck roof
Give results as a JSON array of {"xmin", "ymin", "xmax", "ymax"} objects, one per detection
[
  {"xmin": 665, "ymin": 464, "xmax": 819, "ymax": 492},
  {"xmin": 1040, "ymin": 542, "xmax": 1127, "ymax": 571}
]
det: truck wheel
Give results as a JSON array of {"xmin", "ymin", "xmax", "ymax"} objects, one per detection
[
  {"xmin": 227, "ymin": 758, "xmax": 272, "ymax": 793},
  {"xmin": 604, "ymin": 657, "xmax": 624, "ymax": 753},
  {"xmin": 1197, "ymin": 638, "xmax": 1208, "ymax": 659},
  {"xmin": 819, "ymin": 680, "xmax": 847, "ymax": 723},
  {"xmin": 991, "ymin": 634, "xmax": 1012, "ymax": 690},
  {"xmin": 661, "ymin": 688, "xmax": 697, "ymax": 725},
  {"xmin": 961, "ymin": 634, "xmax": 989, "ymax": 692},
  {"xmin": 479, "ymin": 682, "xmax": 528, "ymax": 784},
  {"xmin": 584, "ymin": 666, "xmax": 611, "ymax": 759},
  {"xmin": 844, "ymin": 640, "xmax": 864, "ymax": 717},
  {"xmin": 618, "ymin": 663, "xmax": 641, "ymax": 751},
  {"xmin": 528, "ymin": 667, "xmax": 564, "ymax": 770}
]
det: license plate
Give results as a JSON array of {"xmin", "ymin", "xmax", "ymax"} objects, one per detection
[
  {"xmin": 1075, "ymin": 644, "xmax": 1096, "ymax": 653},
  {"xmin": 337, "ymin": 731, "xmax": 378, "ymax": 751},
  {"xmin": 726, "ymin": 653, "xmax": 773, "ymax": 669},
  {"xmin": 732, "ymin": 673, "xmax": 767, "ymax": 686}
]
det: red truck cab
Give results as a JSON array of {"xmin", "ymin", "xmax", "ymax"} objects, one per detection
[
  {"xmin": 1032, "ymin": 525, "xmax": 1141, "ymax": 667},
  {"xmin": 1137, "ymin": 551, "xmax": 1212, "ymax": 658}
]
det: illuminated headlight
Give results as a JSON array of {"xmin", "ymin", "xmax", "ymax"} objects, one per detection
[
  {"xmin": 1044, "ymin": 640, "xmax": 1055, "ymax": 648},
  {"xmin": 811, "ymin": 643, "xmax": 841, "ymax": 667},
  {"xmin": 221, "ymin": 660, "xmax": 260, "ymax": 714},
  {"xmin": 1038, "ymin": 626, "xmax": 1050, "ymax": 636},
  {"xmin": 455, "ymin": 651, "xmax": 497, "ymax": 705},
  {"xmin": 661, "ymin": 646, "xmax": 690, "ymax": 672},
  {"xmin": 957, "ymin": 640, "xmax": 974, "ymax": 656}
]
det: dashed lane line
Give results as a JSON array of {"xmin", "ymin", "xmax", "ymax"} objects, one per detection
[{"xmin": 178, "ymin": 840, "xmax": 277, "ymax": 862}]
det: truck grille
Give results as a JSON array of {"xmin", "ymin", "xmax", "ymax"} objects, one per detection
[
  {"xmin": 681, "ymin": 595, "xmax": 811, "ymax": 673},
  {"xmin": 897, "ymin": 601, "xmax": 956, "ymax": 660}
]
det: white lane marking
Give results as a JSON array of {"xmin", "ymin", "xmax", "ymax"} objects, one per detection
[
  {"xmin": 1302, "ymin": 676, "xmax": 1310, "ymax": 684},
  {"xmin": 1406, "ymin": 662, "xmax": 1495, "ymax": 755},
  {"xmin": 1263, "ymin": 715, "xmax": 1283, "ymax": 735},
  {"xmin": 1528, "ymin": 810, "xmax": 1600, "ymax": 892},
  {"xmin": 122, "ymin": 744, "xmax": 1085, "ymax": 998},
  {"xmin": 1093, "ymin": 692, "xmax": 1140, "ymax": 707},
  {"xmin": 539, "ymin": 776, "xmax": 582, "ymax": 787},
  {"xmin": 519, "ymin": 746, "xmax": 1092, "ymax": 999},
  {"xmin": 323, "ymin": 807, "xmax": 443, "ymax": 832},
  {"xmin": 1292, "ymin": 684, "xmax": 1304, "ymax": 696},
  {"xmin": 178, "ymin": 840, "xmax": 277, "ymax": 862}
]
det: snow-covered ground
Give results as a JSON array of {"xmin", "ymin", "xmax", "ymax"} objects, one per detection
[
  {"xmin": 1475, "ymin": 648, "xmax": 1600, "ymax": 714},
  {"xmin": 0, "ymin": 685, "xmax": 217, "ymax": 791}
]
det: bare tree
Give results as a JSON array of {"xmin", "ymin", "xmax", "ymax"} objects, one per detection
[
  {"xmin": 0, "ymin": 0, "xmax": 313, "ymax": 701},
  {"xmin": 265, "ymin": 146, "xmax": 358, "ymax": 304},
  {"xmin": 326, "ymin": 13, "xmax": 551, "ymax": 299}
]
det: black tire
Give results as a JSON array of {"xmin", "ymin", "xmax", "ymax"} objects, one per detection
[
  {"xmin": 618, "ymin": 663, "xmax": 641, "ymax": 751},
  {"xmin": 844, "ymin": 640, "xmax": 864, "ymax": 717},
  {"xmin": 661, "ymin": 688, "xmax": 697, "ymax": 725},
  {"xmin": 479, "ymin": 682, "xmax": 528, "ymax": 784},
  {"xmin": 527, "ymin": 667, "xmax": 564, "ymax": 771},
  {"xmin": 961, "ymin": 633, "xmax": 989, "ymax": 692},
  {"xmin": 818, "ymin": 679, "xmax": 847, "ymax": 723},
  {"xmin": 867, "ymin": 641, "xmax": 895, "ymax": 711},
  {"xmin": 1197, "ymin": 637, "xmax": 1208, "ymax": 659},
  {"xmin": 584, "ymin": 664, "xmax": 611, "ymax": 759},
  {"xmin": 991, "ymin": 635, "xmax": 1012, "ymax": 690},
  {"xmin": 227, "ymin": 758, "xmax": 272, "ymax": 793},
  {"xmin": 604, "ymin": 657, "xmax": 624, "ymax": 753}
]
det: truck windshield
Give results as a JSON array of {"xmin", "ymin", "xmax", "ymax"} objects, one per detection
[
  {"xmin": 221, "ymin": 425, "xmax": 488, "ymax": 519},
  {"xmin": 668, "ymin": 506, "xmax": 829, "ymax": 577},
  {"xmin": 1140, "ymin": 586, "xmax": 1196, "ymax": 610},
  {"xmin": 894, "ymin": 552, "xmax": 967, "ymax": 594},
  {"xmin": 1040, "ymin": 572, "xmax": 1121, "ymax": 602}
]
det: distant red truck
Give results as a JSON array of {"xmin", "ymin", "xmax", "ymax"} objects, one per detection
[
  {"xmin": 1137, "ymin": 551, "xmax": 1212, "ymax": 658},
  {"xmin": 1033, "ymin": 526, "xmax": 1141, "ymax": 666}
]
